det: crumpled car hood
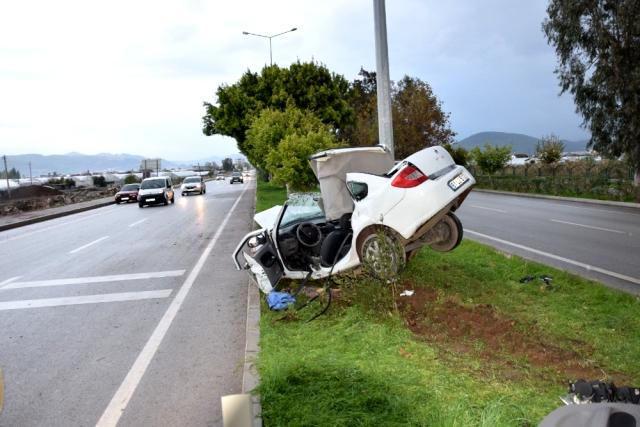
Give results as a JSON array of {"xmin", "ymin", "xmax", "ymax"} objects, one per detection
[{"xmin": 253, "ymin": 205, "xmax": 282, "ymax": 230}]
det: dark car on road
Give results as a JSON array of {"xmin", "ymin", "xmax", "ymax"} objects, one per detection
[
  {"xmin": 230, "ymin": 172, "xmax": 243, "ymax": 184},
  {"xmin": 115, "ymin": 183, "xmax": 140, "ymax": 204}
]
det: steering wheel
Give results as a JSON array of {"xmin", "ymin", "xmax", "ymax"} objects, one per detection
[{"xmin": 296, "ymin": 222, "xmax": 323, "ymax": 247}]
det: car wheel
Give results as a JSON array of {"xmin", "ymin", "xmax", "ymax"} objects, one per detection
[
  {"xmin": 138, "ymin": 202, "xmax": 144, "ymax": 208},
  {"xmin": 171, "ymin": 195, "xmax": 175, "ymax": 204},
  {"xmin": 163, "ymin": 195, "xmax": 168, "ymax": 206},
  {"xmin": 429, "ymin": 212, "xmax": 463, "ymax": 252},
  {"xmin": 359, "ymin": 228, "xmax": 406, "ymax": 281},
  {"xmin": 181, "ymin": 192, "xmax": 185, "ymax": 196}
]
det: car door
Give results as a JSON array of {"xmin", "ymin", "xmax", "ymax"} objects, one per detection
[{"xmin": 233, "ymin": 205, "xmax": 285, "ymax": 293}]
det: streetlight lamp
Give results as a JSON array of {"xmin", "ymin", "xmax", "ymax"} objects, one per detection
[{"xmin": 242, "ymin": 27, "xmax": 297, "ymax": 66}]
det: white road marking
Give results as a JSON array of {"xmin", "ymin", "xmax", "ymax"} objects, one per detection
[
  {"xmin": 469, "ymin": 205, "xmax": 507, "ymax": 213},
  {"xmin": 466, "ymin": 229, "xmax": 640, "ymax": 286},
  {"xmin": 0, "ymin": 276, "xmax": 22, "ymax": 289},
  {"xmin": 2, "ymin": 270, "xmax": 186, "ymax": 290},
  {"xmin": 2, "ymin": 209, "xmax": 114, "ymax": 242},
  {"xmin": 550, "ymin": 218, "xmax": 626, "ymax": 235},
  {"xmin": 69, "ymin": 236, "xmax": 110, "ymax": 254},
  {"xmin": 0, "ymin": 290, "xmax": 172, "ymax": 311},
  {"xmin": 128, "ymin": 218, "xmax": 148, "ymax": 228},
  {"xmin": 96, "ymin": 185, "xmax": 249, "ymax": 427}
]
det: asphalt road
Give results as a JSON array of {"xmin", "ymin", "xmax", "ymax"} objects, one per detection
[
  {"xmin": 0, "ymin": 179, "xmax": 255, "ymax": 426},
  {"xmin": 456, "ymin": 191, "xmax": 640, "ymax": 294}
]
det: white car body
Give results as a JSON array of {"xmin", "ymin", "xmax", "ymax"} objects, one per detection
[
  {"xmin": 181, "ymin": 176, "xmax": 205, "ymax": 195},
  {"xmin": 233, "ymin": 145, "xmax": 475, "ymax": 294}
]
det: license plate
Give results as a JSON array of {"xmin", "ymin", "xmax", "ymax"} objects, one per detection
[
  {"xmin": 448, "ymin": 173, "xmax": 469, "ymax": 191},
  {"xmin": 147, "ymin": 198, "xmax": 155, "ymax": 202}
]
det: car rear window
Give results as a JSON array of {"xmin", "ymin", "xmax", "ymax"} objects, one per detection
[{"xmin": 121, "ymin": 184, "xmax": 139, "ymax": 191}]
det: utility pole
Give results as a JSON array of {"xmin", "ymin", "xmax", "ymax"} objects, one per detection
[
  {"xmin": 29, "ymin": 161, "xmax": 33, "ymax": 185},
  {"xmin": 373, "ymin": 0, "xmax": 394, "ymax": 160},
  {"xmin": 3, "ymin": 155, "xmax": 11, "ymax": 198}
]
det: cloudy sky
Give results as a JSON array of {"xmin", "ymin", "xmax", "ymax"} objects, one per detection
[{"xmin": 0, "ymin": 0, "xmax": 589, "ymax": 161}]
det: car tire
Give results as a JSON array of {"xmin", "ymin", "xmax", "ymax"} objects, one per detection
[
  {"xmin": 429, "ymin": 212, "xmax": 463, "ymax": 252},
  {"xmin": 171, "ymin": 195, "xmax": 175, "ymax": 204},
  {"xmin": 163, "ymin": 195, "xmax": 168, "ymax": 206},
  {"xmin": 138, "ymin": 202, "xmax": 144, "ymax": 208},
  {"xmin": 359, "ymin": 228, "xmax": 406, "ymax": 281},
  {"xmin": 181, "ymin": 192, "xmax": 185, "ymax": 196}
]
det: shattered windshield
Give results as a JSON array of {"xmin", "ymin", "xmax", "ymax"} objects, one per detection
[{"xmin": 279, "ymin": 193, "xmax": 325, "ymax": 228}]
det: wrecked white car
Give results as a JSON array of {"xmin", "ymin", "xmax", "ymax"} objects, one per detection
[{"xmin": 233, "ymin": 145, "xmax": 475, "ymax": 294}]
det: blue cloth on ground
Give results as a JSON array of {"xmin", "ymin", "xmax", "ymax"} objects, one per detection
[{"xmin": 267, "ymin": 292, "xmax": 296, "ymax": 311}]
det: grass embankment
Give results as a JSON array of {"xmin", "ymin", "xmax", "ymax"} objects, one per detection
[{"xmin": 255, "ymin": 182, "xmax": 640, "ymax": 426}]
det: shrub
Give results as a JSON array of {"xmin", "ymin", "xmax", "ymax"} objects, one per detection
[
  {"xmin": 536, "ymin": 134, "xmax": 565, "ymax": 164},
  {"xmin": 470, "ymin": 144, "xmax": 512, "ymax": 175}
]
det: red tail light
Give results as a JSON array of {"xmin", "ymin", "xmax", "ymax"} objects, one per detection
[{"xmin": 391, "ymin": 164, "xmax": 428, "ymax": 188}]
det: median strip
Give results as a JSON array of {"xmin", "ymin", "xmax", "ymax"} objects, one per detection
[{"xmin": 466, "ymin": 229, "xmax": 640, "ymax": 286}]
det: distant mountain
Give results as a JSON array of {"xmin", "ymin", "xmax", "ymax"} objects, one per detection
[
  {"xmin": 457, "ymin": 131, "xmax": 589, "ymax": 156},
  {"xmin": 4, "ymin": 152, "xmax": 245, "ymax": 177}
]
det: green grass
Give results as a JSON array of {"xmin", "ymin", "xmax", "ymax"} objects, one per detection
[
  {"xmin": 256, "ymin": 180, "xmax": 287, "ymax": 213},
  {"xmin": 254, "ymin": 181, "xmax": 640, "ymax": 426}
]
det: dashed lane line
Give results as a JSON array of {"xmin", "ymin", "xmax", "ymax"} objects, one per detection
[
  {"xmin": 0, "ymin": 290, "xmax": 173, "ymax": 311},
  {"xmin": 69, "ymin": 236, "xmax": 110, "ymax": 254},
  {"xmin": 2, "ymin": 270, "xmax": 186, "ymax": 290},
  {"xmin": 96, "ymin": 184, "xmax": 248, "ymax": 427},
  {"xmin": 550, "ymin": 218, "xmax": 627, "ymax": 235}
]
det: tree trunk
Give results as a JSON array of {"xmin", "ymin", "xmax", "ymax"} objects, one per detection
[{"xmin": 634, "ymin": 168, "xmax": 640, "ymax": 203}]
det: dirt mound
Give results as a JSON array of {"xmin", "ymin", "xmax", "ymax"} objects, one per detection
[
  {"xmin": 396, "ymin": 285, "xmax": 619, "ymax": 382},
  {"xmin": 0, "ymin": 186, "xmax": 116, "ymax": 215},
  {"xmin": 0, "ymin": 185, "xmax": 62, "ymax": 201}
]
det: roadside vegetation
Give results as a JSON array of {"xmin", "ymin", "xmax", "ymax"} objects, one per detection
[{"xmin": 255, "ymin": 182, "xmax": 640, "ymax": 426}]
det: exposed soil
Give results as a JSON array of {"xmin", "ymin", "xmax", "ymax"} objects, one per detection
[
  {"xmin": 0, "ymin": 186, "xmax": 116, "ymax": 215},
  {"xmin": 396, "ymin": 283, "xmax": 622, "ymax": 382},
  {"xmin": 0, "ymin": 185, "xmax": 62, "ymax": 200}
]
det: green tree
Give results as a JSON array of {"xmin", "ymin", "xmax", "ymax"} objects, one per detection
[
  {"xmin": 443, "ymin": 143, "xmax": 470, "ymax": 167},
  {"xmin": 543, "ymin": 0, "xmax": 640, "ymax": 185},
  {"xmin": 470, "ymin": 144, "xmax": 512, "ymax": 175},
  {"xmin": 535, "ymin": 134, "xmax": 565, "ymax": 164},
  {"xmin": 392, "ymin": 76, "xmax": 456, "ymax": 159},
  {"xmin": 222, "ymin": 158, "xmax": 234, "ymax": 172},
  {"xmin": 344, "ymin": 70, "xmax": 455, "ymax": 159},
  {"xmin": 202, "ymin": 61, "xmax": 353, "ymax": 157},
  {"xmin": 92, "ymin": 175, "xmax": 106, "ymax": 187},
  {"xmin": 0, "ymin": 167, "xmax": 21, "ymax": 179},
  {"xmin": 244, "ymin": 106, "xmax": 327, "ymax": 172},
  {"xmin": 124, "ymin": 174, "xmax": 140, "ymax": 184},
  {"xmin": 266, "ymin": 130, "xmax": 341, "ymax": 190}
]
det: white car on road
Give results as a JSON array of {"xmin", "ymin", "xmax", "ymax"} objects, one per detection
[
  {"xmin": 181, "ymin": 176, "xmax": 206, "ymax": 196},
  {"xmin": 233, "ymin": 145, "xmax": 475, "ymax": 293}
]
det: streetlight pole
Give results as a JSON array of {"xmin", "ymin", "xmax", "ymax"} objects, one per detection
[
  {"xmin": 242, "ymin": 27, "xmax": 297, "ymax": 66},
  {"xmin": 373, "ymin": 0, "xmax": 394, "ymax": 159}
]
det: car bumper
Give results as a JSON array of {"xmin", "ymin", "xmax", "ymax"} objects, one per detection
[
  {"xmin": 139, "ymin": 195, "xmax": 165, "ymax": 204},
  {"xmin": 181, "ymin": 187, "xmax": 202, "ymax": 193},
  {"xmin": 385, "ymin": 165, "xmax": 475, "ymax": 240},
  {"xmin": 116, "ymin": 194, "xmax": 137, "ymax": 203}
]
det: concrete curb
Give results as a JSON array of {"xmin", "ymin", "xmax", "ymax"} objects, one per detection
[
  {"xmin": 241, "ymin": 183, "xmax": 262, "ymax": 427},
  {"xmin": 0, "ymin": 199, "xmax": 115, "ymax": 232},
  {"xmin": 474, "ymin": 188, "xmax": 640, "ymax": 209}
]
